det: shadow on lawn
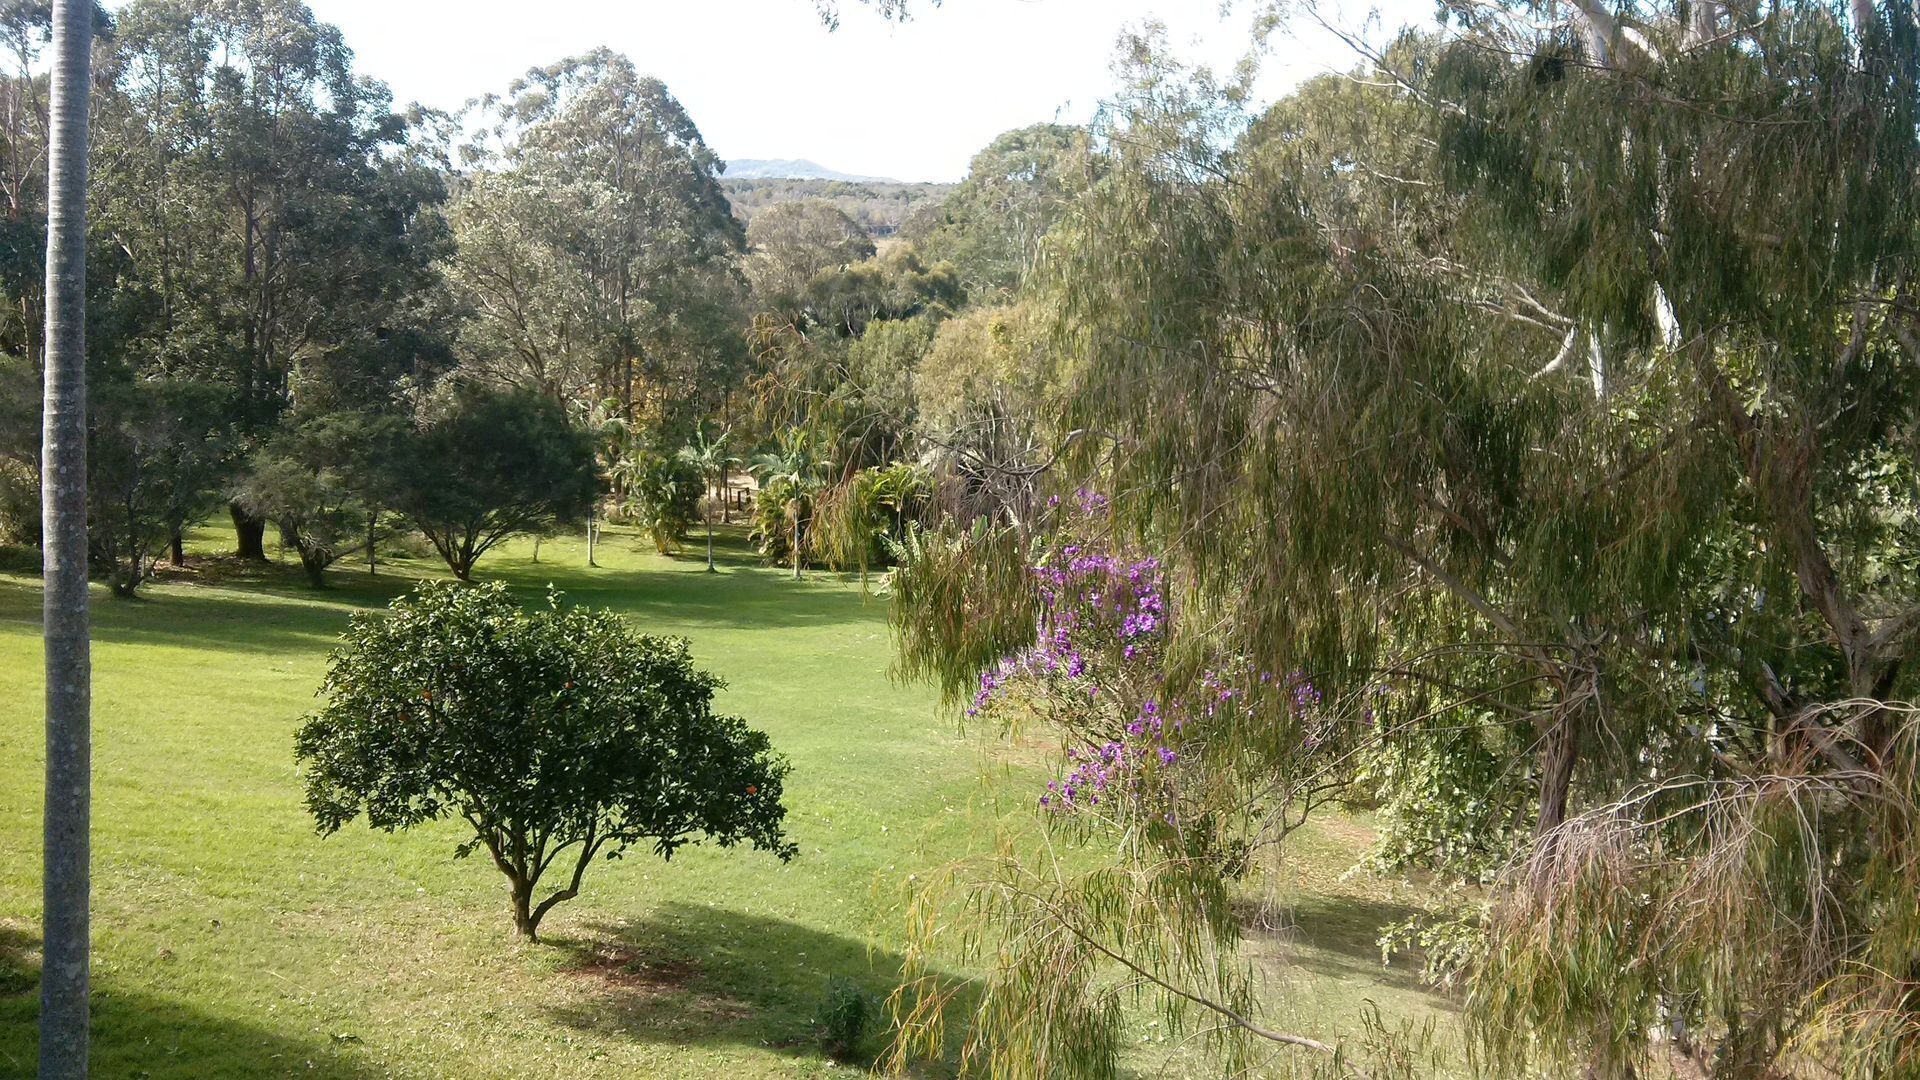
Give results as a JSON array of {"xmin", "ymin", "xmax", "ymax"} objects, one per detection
[
  {"xmin": 543, "ymin": 902, "xmax": 974, "ymax": 1076},
  {"xmin": 1276, "ymin": 894, "xmax": 1458, "ymax": 1005},
  {"xmin": 0, "ymin": 921, "xmax": 379, "ymax": 1080}
]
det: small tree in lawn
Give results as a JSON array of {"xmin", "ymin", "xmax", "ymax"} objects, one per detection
[
  {"xmin": 676, "ymin": 426, "xmax": 736, "ymax": 573},
  {"xmin": 294, "ymin": 582, "xmax": 797, "ymax": 941},
  {"xmin": 234, "ymin": 411, "xmax": 408, "ymax": 588},
  {"xmin": 750, "ymin": 427, "xmax": 833, "ymax": 581},
  {"xmin": 393, "ymin": 386, "xmax": 599, "ymax": 581}
]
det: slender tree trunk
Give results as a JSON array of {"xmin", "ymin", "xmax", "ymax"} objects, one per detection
[
  {"xmin": 532, "ymin": 535, "xmax": 541, "ymax": 563},
  {"xmin": 586, "ymin": 509, "xmax": 598, "ymax": 568},
  {"xmin": 510, "ymin": 877, "xmax": 537, "ymax": 940},
  {"xmin": 168, "ymin": 525, "xmax": 185, "ymax": 568},
  {"xmin": 230, "ymin": 501, "xmax": 267, "ymax": 561},
  {"xmin": 793, "ymin": 519, "xmax": 803, "ymax": 581},
  {"xmin": 365, "ymin": 511, "xmax": 378, "ymax": 576},
  {"xmin": 1535, "ymin": 710, "xmax": 1580, "ymax": 841},
  {"xmin": 719, "ymin": 462, "xmax": 730, "ymax": 524},
  {"xmin": 39, "ymin": 4, "xmax": 93, "ymax": 1075}
]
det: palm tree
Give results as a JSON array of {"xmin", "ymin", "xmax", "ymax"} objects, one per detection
[
  {"xmin": 676, "ymin": 427, "xmax": 737, "ymax": 573},
  {"xmin": 40, "ymin": 3, "xmax": 94, "ymax": 1076},
  {"xmin": 749, "ymin": 428, "xmax": 834, "ymax": 581},
  {"xmin": 869, "ymin": 460, "xmax": 932, "ymax": 544}
]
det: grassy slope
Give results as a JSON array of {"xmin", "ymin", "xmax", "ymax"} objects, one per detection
[{"xmin": 0, "ymin": 526, "xmax": 1454, "ymax": 1078}]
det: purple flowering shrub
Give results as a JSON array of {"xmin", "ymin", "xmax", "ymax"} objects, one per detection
[{"xmin": 968, "ymin": 491, "xmax": 1332, "ymax": 844}]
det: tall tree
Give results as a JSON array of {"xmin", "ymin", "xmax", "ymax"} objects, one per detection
[
  {"xmin": 39, "ymin": 1, "xmax": 91, "ymax": 1073},
  {"xmin": 449, "ymin": 50, "xmax": 746, "ymax": 426},
  {"xmin": 92, "ymin": 0, "xmax": 451, "ymax": 558}
]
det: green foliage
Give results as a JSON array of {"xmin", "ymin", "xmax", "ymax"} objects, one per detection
[
  {"xmin": 392, "ymin": 385, "xmax": 600, "ymax": 581},
  {"xmin": 450, "ymin": 49, "xmax": 747, "ymax": 427},
  {"xmin": 749, "ymin": 427, "xmax": 835, "ymax": 576},
  {"xmin": 912, "ymin": 123, "xmax": 1099, "ymax": 302},
  {"xmin": 616, "ymin": 445, "xmax": 704, "ymax": 554},
  {"xmin": 87, "ymin": 376, "xmax": 236, "ymax": 596},
  {"xmin": 885, "ymin": 5, "xmax": 1920, "ymax": 1074},
  {"xmin": 233, "ymin": 410, "xmax": 409, "ymax": 587},
  {"xmin": 812, "ymin": 975, "xmax": 878, "ymax": 1063},
  {"xmin": 294, "ymin": 581, "xmax": 797, "ymax": 940},
  {"xmin": 744, "ymin": 199, "xmax": 875, "ymax": 307}
]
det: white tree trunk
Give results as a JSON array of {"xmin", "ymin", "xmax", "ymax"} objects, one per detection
[{"xmin": 40, "ymin": 2, "xmax": 94, "ymax": 1076}]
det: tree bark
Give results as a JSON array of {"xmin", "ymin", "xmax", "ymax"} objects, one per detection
[
  {"xmin": 39, "ymin": 3, "xmax": 93, "ymax": 1075},
  {"xmin": 168, "ymin": 525, "xmax": 185, "ymax": 567},
  {"xmin": 230, "ymin": 501, "xmax": 267, "ymax": 561}
]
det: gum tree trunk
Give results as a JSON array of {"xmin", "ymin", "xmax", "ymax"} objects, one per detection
[
  {"xmin": 39, "ymin": 3, "xmax": 94, "ymax": 1075},
  {"xmin": 230, "ymin": 501, "xmax": 267, "ymax": 560}
]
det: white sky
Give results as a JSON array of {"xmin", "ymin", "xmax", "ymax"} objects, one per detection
[{"xmin": 207, "ymin": 0, "xmax": 1428, "ymax": 181}]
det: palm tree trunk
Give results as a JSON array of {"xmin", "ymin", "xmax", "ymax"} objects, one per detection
[
  {"xmin": 40, "ymin": 4, "xmax": 94, "ymax": 1076},
  {"xmin": 706, "ymin": 518, "xmax": 715, "ymax": 573}
]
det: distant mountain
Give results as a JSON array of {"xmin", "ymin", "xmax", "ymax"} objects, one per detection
[{"xmin": 722, "ymin": 158, "xmax": 895, "ymax": 182}]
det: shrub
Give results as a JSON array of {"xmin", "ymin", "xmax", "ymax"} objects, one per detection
[
  {"xmin": 294, "ymin": 582, "xmax": 797, "ymax": 940},
  {"xmin": 813, "ymin": 976, "xmax": 877, "ymax": 1063}
]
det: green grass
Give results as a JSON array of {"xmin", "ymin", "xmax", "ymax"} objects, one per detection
[{"xmin": 0, "ymin": 525, "xmax": 1456, "ymax": 1077}]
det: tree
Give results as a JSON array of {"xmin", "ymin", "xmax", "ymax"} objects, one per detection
[
  {"xmin": 233, "ymin": 411, "xmax": 406, "ymax": 587},
  {"xmin": 744, "ymin": 199, "xmax": 874, "ymax": 308},
  {"xmin": 912, "ymin": 123, "xmax": 1097, "ymax": 301},
  {"xmin": 885, "ymin": 11, "xmax": 1920, "ymax": 1074},
  {"xmin": 750, "ymin": 427, "xmax": 834, "ymax": 580},
  {"xmin": 613, "ymin": 440, "xmax": 703, "ymax": 556},
  {"xmin": 676, "ymin": 426, "xmax": 736, "ymax": 572},
  {"xmin": 86, "ymin": 376, "xmax": 233, "ymax": 596},
  {"xmin": 38, "ymin": 0, "xmax": 90, "ymax": 1073},
  {"xmin": 295, "ymin": 582, "xmax": 796, "ymax": 941},
  {"xmin": 392, "ymin": 385, "xmax": 599, "ymax": 582},
  {"xmin": 92, "ymin": 0, "xmax": 452, "ymax": 558},
  {"xmin": 449, "ymin": 50, "xmax": 746, "ymax": 425}
]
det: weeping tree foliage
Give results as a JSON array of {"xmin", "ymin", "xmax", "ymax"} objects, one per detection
[{"xmin": 884, "ymin": 3, "xmax": 1920, "ymax": 1074}]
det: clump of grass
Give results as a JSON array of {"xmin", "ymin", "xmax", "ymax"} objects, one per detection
[{"xmin": 813, "ymin": 975, "xmax": 878, "ymax": 1063}]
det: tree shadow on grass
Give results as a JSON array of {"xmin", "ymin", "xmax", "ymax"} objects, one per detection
[
  {"xmin": 0, "ymin": 920, "xmax": 380, "ymax": 1080},
  {"xmin": 542, "ymin": 902, "xmax": 975, "ymax": 1076},
  {"xmin": 1267, "ymin": 894, "xmax": 1458, "ymax": 1004}
]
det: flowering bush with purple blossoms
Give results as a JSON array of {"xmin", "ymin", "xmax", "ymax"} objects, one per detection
[{"xmin": 964, "ymin": 491, "xmax": 1328, "ymax": 835}]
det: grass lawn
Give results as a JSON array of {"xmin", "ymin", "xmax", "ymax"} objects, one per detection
[{"xmin": 0, "ymin": 524, "xmax": 1456, "ymax": 1078}]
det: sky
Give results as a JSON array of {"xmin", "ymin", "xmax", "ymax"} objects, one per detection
[{"xmin": 270, "ymin": 0, "xmax": 1426, "ymax": 182}]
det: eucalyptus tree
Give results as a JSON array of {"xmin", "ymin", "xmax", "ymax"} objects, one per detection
[
  {"xmin": 38, "ymin": 2, "xmax": 90, "ymax": 1073},
  {"xmin": 449, "ymin": 50, "xmax": 745, "ymax": 425},
  {"xmin": 90, "ymin": 0, "xmax": 451, "ymax": 558},
  {"xmin": 884, "ymin": 7, "xmax": 1920, "ymax": 1074},
  {"xmin": 744, "ymin": 198, "xmax": 874, "ymax": 309},
  {"xmin": 912, "ymin": 123, "xmax": 1098, "ymax": 302}
]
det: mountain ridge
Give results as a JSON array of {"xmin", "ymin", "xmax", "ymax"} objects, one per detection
[{"xmin": 722, "ymin": 158, "xmax": 895, "ymax": 182}]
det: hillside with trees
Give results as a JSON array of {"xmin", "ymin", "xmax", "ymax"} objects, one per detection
[{"xmin": 6, "ymin": 0, "xmax": 1919, "ymax": 1076}]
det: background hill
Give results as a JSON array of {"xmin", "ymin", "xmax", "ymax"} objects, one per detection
[
  {"xmin": 721, "ymin": 158, "xmax": 890, "ymax": 181},
  {"xmin": 721, "ymin": 175, "xmax": 954, "ymax": 235}
]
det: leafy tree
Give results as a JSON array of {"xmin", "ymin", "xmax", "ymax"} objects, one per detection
[
  {"xmin": 295, "ymin": 582, "xmax": 796, "ymax": 940},
  {"xmin": 912, "ymin": 123, "xmax": 1097, "ymax": 301},
  {"xmin": 745, "ymin": 198, "xmax": 874, "ymax": 308},
  {"xmin": 392, "ymin": 385, "xmax": 599, "ymax": 581},
  {"xmin": 886, "ymin": 9, "xmax": 1920, "ymax": 1075},
  {"xmin": 450, "ymin": 50, "xmax": 746, "ymax": 424},
  {"xmin": 750, "ymin": 427, "xmax": 834, "ymax": 580},
  {"xmin": 93, "ymin": 0, "xmax": 451, "ymax": 558},
  {"xmin": 86, "ymin": 376, "xmax": 233, "ymax": 596},
  {"xmin": 233, "ymin": 411, "xmax": 407, "ymax": 587},
  {"xmin": 675, "ymin": 427, "xmax": 736, "ymax": 572},
  {"xmin": 614, "ymin": 442, "xmax": 704, "ymax": 556}
]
